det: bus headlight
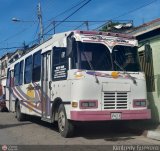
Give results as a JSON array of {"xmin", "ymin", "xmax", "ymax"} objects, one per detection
[
  {"xmin": 111, "ymin": 71, "xmax": 119, "ymax": 78},
  {"xmin": 72, "ymin": 102, "xmax": 78, "ymax": 108},
  {"xmin": 133, "ymin": 99, "xmax": 146, "ymax": 107},
  {"xmin": 74, "ymin": 71, "xmax": 84, "ymax": 79},
  {"xmin": 80, "ymin": 100, "xmax": 98, "ymax": 109}
]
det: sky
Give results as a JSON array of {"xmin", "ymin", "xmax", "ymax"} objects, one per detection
[{"xmin": 0, "ymin": 0, "xmax": 160, "ymax": 56}]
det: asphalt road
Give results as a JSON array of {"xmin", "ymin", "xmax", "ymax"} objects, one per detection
[{"xmin": 0, "ymin": 112, "xmax": 159, "ymax": 146}]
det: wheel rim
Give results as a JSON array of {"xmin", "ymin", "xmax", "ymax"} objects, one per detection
[{"xmin": 58, "ymin": 111, "xmax": 66, "ymax": 132}]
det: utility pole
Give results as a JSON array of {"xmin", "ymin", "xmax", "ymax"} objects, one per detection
[
  {"xmin": 85, "ymin": 21, "xmax": 89, "ymax": 31},
  {"xmin": 52, "ymin": 21, "xmax": 56, "ymax": 34},
  {"xmin": 37, "ymin": 2, "xmax": 44, "ymax": 43}
]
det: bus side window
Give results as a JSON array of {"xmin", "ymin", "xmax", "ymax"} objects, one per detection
[
  {"xmin": 52, "ymin": 47, "xmax": 67, "ymax": 81},
  {"xmin": 14, "ymin": 63, "xmax": 20, "ymax": 86},
  {"xmin": 24, "ymin": 55, "xmax": 32, "ymax": 84},
  {"xmin": 32, "ymin": 50, "xmax": 41, "ymax": 82},
  {"xmin": 19, "ymin": 60, "xmax": 24, "ymax": 85}
]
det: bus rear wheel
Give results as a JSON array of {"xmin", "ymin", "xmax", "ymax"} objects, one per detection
[
  {"xmin": 16, "ymin": 101, "xmax": 25, "ymax": 121},
  {"xmin": 58, "ymin": 104, "xmax": 74, "ymax": 138}
]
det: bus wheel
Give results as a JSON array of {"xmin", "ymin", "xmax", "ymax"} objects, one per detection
[
  {"xmin": 1, "ymin": 107, "xmax": 8, "ymax": 112},
  {"xmin": 16, "ymin": 101, "xmax": 25, "ymax": 121},
  {"xmin": 58, "ymin": 104, "xmax": 74, "ymax": 138}
]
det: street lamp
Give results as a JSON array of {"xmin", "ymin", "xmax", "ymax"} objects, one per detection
[
  {"xmin": 12, "ymin": 17, "xmax": 37, "ymax": 23},
  {"xmin": 12, "ymin": 17, "xmax": 44, "ymax": 43},
  {"xmin": 12, "ymin": 3, "xmax": 44, "ymax": 43},
  {"xmin": 12, "ymin": 17, "xmax": 21, "ymax": 22}
]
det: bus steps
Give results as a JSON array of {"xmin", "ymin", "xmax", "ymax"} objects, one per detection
[{"xmin": 41, "ymin": 117, "xmax": 52, "ymax": 123}]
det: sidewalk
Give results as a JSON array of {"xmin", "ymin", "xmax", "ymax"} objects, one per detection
[
  {"xmin": 127, "ymin": 121, "xmax": 160, "ymax": 141},
  {"xmin": 145, "ymin": 125, "xmax": 160, "ymax": 141}
]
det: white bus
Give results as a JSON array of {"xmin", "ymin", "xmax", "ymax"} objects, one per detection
[{"xmin": 6, "ymin": 30, "xmax": 151, "ymax": 137}]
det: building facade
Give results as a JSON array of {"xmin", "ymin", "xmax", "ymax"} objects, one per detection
[
  {"xmin": 0, "ymin": 53, "xmax": 13, "ymax": 95},
  {"xmin": 0, "ymin": 50, "xmax": 24, "ymax": 96},
  {"xmin": 129, "ymin": 18, "xmax": 160, "ymax": 123}
]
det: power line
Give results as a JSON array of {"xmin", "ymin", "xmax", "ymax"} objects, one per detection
[
  {"xmin": 0, "ymin": 28, "xmax": 29, "ymax": 45},
  {"xmin": 44, "ymin": 0, "xmax": 88, "ymax": 32},
  {"xmin": 44, "ymin": 0, "xmax": 92, "ymax": 35},
  {"xmin": 50, "ymin": 0, "xmax": 87, "ymax": 20},
  {"xmin": 33, "ymin": 21, "xmax": 40, "ymax": 40},
  {"xmin": 42, "ymin": 0, "xmax": 56, "ymax": 13},
  {"xmin": 95, "ymin": 0, "xmax": 157, "ymax": 30},
  {"xmin": 74, "ymin": 22, "xmax": 86, "ymax": 30},
  {"xmin": 0, "ymin": 46, "xmax": 23, "ymax": 50},
  {"xmin": 45, "ymin": 20, "xmax": 108, "ymax": 35},
  {"xmin": 44, "ymin": 20, "xmax": 107, "ymax": 23},
  {"xmin": 113, "ymin": 0, "xmax": 157, "ymax": 20}
]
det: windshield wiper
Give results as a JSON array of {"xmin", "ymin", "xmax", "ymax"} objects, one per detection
[
  {"xmin": 114, "ymin": 60, "xmax": 137, "ymax": 84},
  {"xmin": 114, "ymin": 60, "xmax": 124, "ymax": 72},
  {"xmin": 81, "ymin": 51, "xmax": 99, "ymax": 84}
]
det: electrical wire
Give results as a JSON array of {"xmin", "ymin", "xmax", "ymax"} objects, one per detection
[
  {"xmin": 74, "ymin": 22, "xmax": 85, "ymax": 30},
  {"xmin": 33, "ymin": 21, "xmax": 40, "ymax": 40},
  {"xmin": 44, "ymin": 0, "xmax": 88, "ymax": 31},
  {"xmin": 44, "ymin": 0, "xmax": 92, "ymax": 35},
  {"xmin": 95, "ymin": 0, "xmax": 157, "ymax": 30},
  {"xmin": 0, "ymin": 28, "xmax": 28, "ymax": 45},
  {"xmin": 113, "ymin": 0, "xmax": 157, "ymax": 20},
  {"xmin": 50, "ymin": 0, "xmax": 87, "ymax": 20},
  {"xmin": 0, "ymin": 46, "xmax": 23, "ymax": 50}
]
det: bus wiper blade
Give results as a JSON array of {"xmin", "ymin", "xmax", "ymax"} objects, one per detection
[
  {"xmin": 82, "ymin": 51, "xmax": 99, "ymax": 84},
  {"xmin": 114, "ymin": 61, "xmax": 137, "ymax": 84},
  {"xmin": 114, "ymin": 60, "xmax": 124, "ymax": 72}
]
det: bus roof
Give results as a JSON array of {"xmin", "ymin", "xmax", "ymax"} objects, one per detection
[{"xmin": 7, "ymin": 30, "xmax": 136, "ymax": 68}]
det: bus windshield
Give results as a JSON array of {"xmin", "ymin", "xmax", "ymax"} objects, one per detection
[
  {"xmin": 78, "ymin": 42, "xmax": 112, "ymax": 71},
  {"xmin": 112, "ymin": 45, "xmax": 141, "ymax": 72},
  {"xmin": 76, "ymin": 42, "xmax": 141, "ymax": 72}
]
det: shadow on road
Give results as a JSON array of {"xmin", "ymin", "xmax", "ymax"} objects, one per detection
[
  {"xmin": 74, "ymin": 121, "xmax": 138, "ymax": 140},
  {"xmin": 25, "ymin": 115, "xmax": 59, "ymax": 133},
  {"xmin": 0, "ymin": 122, "xmax": 32, "ymax": 129},
  {"xmin": 24, "ymin": 116, "xmax": 139, "ymax": 140}
]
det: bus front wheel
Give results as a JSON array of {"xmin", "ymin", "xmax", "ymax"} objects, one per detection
[{"xmin": 58, "ymin": 104, "xmax": 74, "ymax": 138}]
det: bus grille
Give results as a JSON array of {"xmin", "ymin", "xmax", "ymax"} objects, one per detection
[{"xmin": 103, "ymin": 92, "xmax": 128, "ymax": 109}]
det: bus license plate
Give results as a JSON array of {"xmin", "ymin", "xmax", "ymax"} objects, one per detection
[{"xmin": 111, "ymin": 113, "xmax": 121, "ymax": 120}]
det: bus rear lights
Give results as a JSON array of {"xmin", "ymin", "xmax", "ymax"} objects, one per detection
[
  {"xmin": 80, "ymin": 100, "xmax": 98, "ymax": 109},
  {"xmin": 133, "ymin": 99, "xmax": 146, "ymax": 107}
]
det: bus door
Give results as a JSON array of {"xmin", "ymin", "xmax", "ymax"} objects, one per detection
[{"xmin": 41, "ymin": 51, "xmax": 52, "ymax": 119}]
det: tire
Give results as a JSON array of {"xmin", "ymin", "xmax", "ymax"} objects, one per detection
[
  {"xmin": 58, "ymin": 104, "xmax": 74, "ymax": 138},
  {"xmin": 16, "ymin": 101, "xmax": 25, "ymax": 121},
  {"xmin": 1, "ymin": 107, "xmax": 8, "ymax": 112}
]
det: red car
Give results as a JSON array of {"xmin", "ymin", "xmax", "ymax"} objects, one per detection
[{"xmin": 0, "ymin": 95, "xmax": 8, "ymax": 112}]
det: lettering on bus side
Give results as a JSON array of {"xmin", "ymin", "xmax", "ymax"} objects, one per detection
[
  {"xmin": 53, "ymin": 64, "xmax": 67, "ymax": 80},
  {"xmin": 52, "ymin": 47, "xmax": 68, "ymax": 81}
]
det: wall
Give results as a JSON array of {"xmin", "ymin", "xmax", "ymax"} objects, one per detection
[
  {"xmin": 0, "ymin": 55, "xmax": 9, "ymax": 95},
  {"xmin": 139, "ymin": 35, "xmax": 160, "ymax": 123}
]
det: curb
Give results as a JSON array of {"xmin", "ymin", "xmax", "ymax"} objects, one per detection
[{"xmin": 146, "ymin": 130, "xmax": 160, "ymax": 141}]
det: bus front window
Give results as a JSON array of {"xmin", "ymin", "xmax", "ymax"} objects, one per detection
[
  {"xmin": 112, "ymin": 46, "xmax": 141, "ymax": 72},
  {"xmin": 77, "ymin": 42, "xmax": 112, "ymax": 71}
]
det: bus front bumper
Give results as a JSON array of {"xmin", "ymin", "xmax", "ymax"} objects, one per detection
[{"xmin": 70, "ymin": 109, "xmax": 151, "ymax": 121}]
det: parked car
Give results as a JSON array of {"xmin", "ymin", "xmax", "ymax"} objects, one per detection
[{"xmin": 0, "ymin": 95, "xmax": 8, "ymax": 112}]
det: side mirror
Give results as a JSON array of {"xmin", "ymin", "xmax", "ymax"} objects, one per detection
[
  {"xmin": 145, "ymin": 44, "xmax": 152, "ymax": 63},
  {"xmin": 66, "ymin": 32, "xmax": 75, "ymax": 57}
]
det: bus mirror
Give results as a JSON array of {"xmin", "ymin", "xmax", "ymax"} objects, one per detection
[
  {"xmin": 66, "ymin": 32, "xmax": 75, "ymax": 57},
  {"xmin": 145, "ymin": 44, "xmax": 152, "ymax": 63}
]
